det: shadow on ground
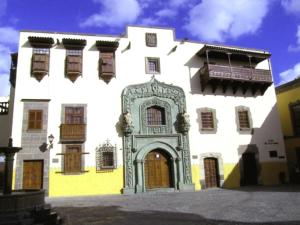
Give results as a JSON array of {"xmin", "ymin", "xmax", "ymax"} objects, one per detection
[
  {"xmin": 54, "ymin": 205, "xmax": 300, "ymax": 225},
  {"xmin": 223, "ymin": 185, "xmax": 300, "ymax": 193}
]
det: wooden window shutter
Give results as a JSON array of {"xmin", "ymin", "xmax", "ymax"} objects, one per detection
[
  {"xmin": 201, "ymin": 111, "xmax": 214, "ymax": 129},
  {"xmin": 100, "ymin": 52, "xmax": 115, "ymax": 74},
  {"xmin": 28, "ymin": 110, "xmax": 43, "ymax": 130}
]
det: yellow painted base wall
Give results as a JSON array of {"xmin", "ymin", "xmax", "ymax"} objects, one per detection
[
  {"xmin": 191, "ymin": 165, "xmax": 201, "ymax": 190},
  {"xmin": 223, "ymin": 163, "xmax": 240, "ymax": 188},
  {"xmin": 49, "ymin": 167, "xmax": 123, "ymax": 197},
  {"xmin": 260, "ymin": 162, "xmax": 288, "ymax": 185}
]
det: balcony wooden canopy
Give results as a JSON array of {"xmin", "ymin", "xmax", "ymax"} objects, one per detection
[
  {"xmin": 62, "ymin": 38, "xmax": 86, "ymax": 50},
  {"xmin": 96, "ymin": 40, "xmax": 119, "ymax": 52},
  {"xmin": 28, "ymin": 36, "xmax": 54, "ymax": 48},
  {"xmin": 197, "ymin": 44, "xmax": 271, "ymax": 64},
  {"xmin": 198, "ymin": 45, "xmax": 273, "ymax": 95}
]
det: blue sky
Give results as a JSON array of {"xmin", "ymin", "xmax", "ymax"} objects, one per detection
[{"xmin": 0, "ymin": 0, "xmax": 300, "ymax": 96}]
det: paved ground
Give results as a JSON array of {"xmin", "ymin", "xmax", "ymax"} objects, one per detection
[{"xmin": 47, "ymin": 186, "xmax": 300, "ymax": 225}]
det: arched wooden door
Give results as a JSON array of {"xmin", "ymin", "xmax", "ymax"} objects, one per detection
[
  {"xmin": 144, "ymin": 149, "xmax": 172, "ymax": 189},
  {"xmin": 204, "ymin": 158, "xmax": 219, "ymax": 188},
  {"xmin": 242, "ymin": 152, "xmax": 258, "ymax": 185}
]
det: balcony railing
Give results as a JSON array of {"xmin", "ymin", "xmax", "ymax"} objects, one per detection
[
  {"xmin": 60, "ymin": 124, "xmax": 86, "ymax": 142},
  {"xmin": 0, "ymin": 102, "xmax": 9, "ymax": 115},
  {"xmin": 200, "ymin": 64, "xmax": 272, "ymax": 82},
  {"xmin": 199, "ymin": 63, "xmax": 273, "ymax": 95}
]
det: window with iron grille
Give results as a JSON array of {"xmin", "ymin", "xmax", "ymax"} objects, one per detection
[
  {"xmin": 198, "ymin": 108, "xmax": 217, "ymax": 133},
  {"xmin": 201, "ymin": 111, "xmax": 214, "ymax": 129},
  {"xmin": 145, "ymin": 33, "xmax": 157, "ymax": 47},
  {"xmin": 146, "ymin": 57, "xmax": 160, "ymax": 74},
  {"xmin": 235, "ymin": 106, "xmax": 252, "ymax": 133},
  {"xmin": 290, "ymin": 103, "xmax": 300, "ymax": 136},
  {"xmin": 33, "ymin": 48, "xmax": 50, "ymax": 54},
  {"xmin": 238, "ymin": 111, "xmax": 250, "ymax": 129},
  {"xmin": 147, "ymin": 106, "xmax": 166, "ymax": 125},
  {"xmin": 96, "ymin": 140, "xmax": 117, "ymax": 171},
  {"xmin": 28, "ymin": 110, "xmax": 43, "ymax": 130}
]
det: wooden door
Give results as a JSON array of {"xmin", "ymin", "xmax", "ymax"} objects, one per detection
[
  {"xmin": 64, "ymin": 145, "xmax": 82, "ymax": 173},
  {"xmin": 204, "ymin": 158, "xmax": 219, "ymax": 188},
  {"xmin": 144, "ymin": 150, "xmax": 172, "ymax": 189},
  {"xmin": 23, "ymin": 160, "xmax": 43, "ymax": 190},
  {"xmin": 242, "ymin": 153, "xmax": 258, "ymax": 185}
]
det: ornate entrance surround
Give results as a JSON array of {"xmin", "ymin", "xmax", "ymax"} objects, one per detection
[{"xmin": 122, "ymin": 79, "xmax": 195, "ymax": 193}]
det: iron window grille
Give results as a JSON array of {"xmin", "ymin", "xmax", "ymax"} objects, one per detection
[
  {"xmin": 96, "ymin": 140, "xmax": 117, "ymax": 171},
  {"xmin": 146, "ymin": 57, "xmax": 160, "ymax": 74},
  {"xmin": 145, "ymin": 33, "xmax": 157, "ymax": 47},
  {"xmin": 33, "ymin": 48, "xmax": 50, "ymax": 54}
]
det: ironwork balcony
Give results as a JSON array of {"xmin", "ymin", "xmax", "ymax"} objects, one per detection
[
  {"xmin": 0, "ymin": 102, "xmax": 9, "ymax": 115},
  {"xmin": 200, "ymin": 63, "xmax": 273, "ymax": 95},
  {"xmin": 60, "ymin": 124, "xmax": 86, "ymax": 142}
]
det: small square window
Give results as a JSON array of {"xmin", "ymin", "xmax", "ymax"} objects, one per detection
[
  {"xmin": 146, "ymin": 57, "xmax": 160, "ymax": 74},
  {"xmin": 96, "ymin": 140, "xmax": 117, "ymax": 171},
  {"xmin": 145, "ymin": 33, "xmax": 157, "ymax": 47},
  {"xmin": 269, "ymin": 151, "xmax": 278, "ymax": 158}
]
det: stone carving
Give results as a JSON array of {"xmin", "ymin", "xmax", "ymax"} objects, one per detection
[
  {"xmin": 177, "ymin": 111, "xmax": 190, "ymax": 134},
  {"xmin": 121, "ymin": 78, "xmax": 194, "ymax": 192},
  {"xmin": 122, "ymin": 111, "xmax": 134, "ymax": 137}
]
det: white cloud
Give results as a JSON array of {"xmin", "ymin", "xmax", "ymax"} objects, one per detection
[
  {"xmin": 155, "ymin": 9, "xmax": 177, "ymax": 18},
  {"xmin": 169, "ymin": 0, "xmax": 189, "ymax": 7},
  {"xmin": 140, "ymin": 17, "xmax": 161, "ymax": 26},
  {"xmin": 288, "ymin": 25, "xmax": 300, "ymax": 52},
  {"xmin": 279, "ymin": 62, "xmax": 300, "ymax": 84},
  {"xmin": 0, "ymin": 27, "xmax": 19, "ymax": 45},
  {"xmin": 0, "ymin": 73, "xmax": 10, "ymax": 97},
  {"xmin": 0, "ymin": 44, "xmax": 11, "ymax": 73},
  {"xmin": 184, "ymin": 0, "xmax": 270, "ymax": 42},
  {"xmin": 281, "ymin": 0, "xmax": 300, "ymax": 14},
  {"xmin": 80, "ymin": 0, "xmax": 141, "ymax": 28}
]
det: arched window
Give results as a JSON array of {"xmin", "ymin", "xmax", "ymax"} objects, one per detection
[{"xmin": 147, "ymin": 106, "xmax": 166, "ymax": 125}]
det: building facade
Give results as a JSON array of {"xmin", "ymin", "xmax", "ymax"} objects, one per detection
[
  {"xmin": 1, "ymin": 26, "xmax": 287, "ymax": 196},
  {"xmin": 276, "ymin": 78, "xmax": 300, "ymax": 183}
]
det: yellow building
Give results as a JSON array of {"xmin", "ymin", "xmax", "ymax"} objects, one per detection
[{"xmin": 276, "ymin": 78, "xmax": 300, "ymax": 183}]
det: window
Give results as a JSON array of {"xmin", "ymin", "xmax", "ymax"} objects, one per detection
[
  {"xmin": 146, "ymin": 57, "xmax": 160, "ymax": 74},
  {"xmin": 236, "ymin": 106, "xmax": 252, "ymax": 133},
  {"xmin": 145, "ymin": 33, "xmax": 157, "ymax": 47},
  {"xmin": 269, "ymin": 151, "xmax": 278, "ymax": 158},
  {"xmin": 147, "ymin": 106, "xmax": 166, "ymax": 125},
  {"xmin": 198, "ymin": 108, "xmax": 217, "ymax": 133},
  {"xmin": 96, "ymin": 140, "xmax": 117, "ymax": 171},
  {"xmin": 201, "ymin": 112, "xmax": 214, "ymax": 129},
  {"xmin": 238, "ymin": 110, "xmax": 250, "ymax": 129},
  {"xmin": 28, "ymin": 110, "xmax": 43, "ymax": 130},
  {"xmin": 100, "ymin": 52, "xmax": 115, "ymax": 76},
  {"xmin": 64, "ymin": 145, "xmax": 82, "ymax": 173},
  {"xmin": 65, "ymin": 107, "xmax": 84, "ymax": 124},
  {"xmin": 31, "ymin": 48, "xmax": 50, "ymax": 81},
  {"xmin": 65, "ymin": 49, "xmax": 83, "ymax": 82},
  {"xmin": 290, "ymin": 103, "xmax": 300, "ymax": 136}
]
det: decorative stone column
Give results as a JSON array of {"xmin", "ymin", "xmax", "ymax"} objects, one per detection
[{"xmin": 135, "ymin": 159, "xmax": 144, "ymax": 193}]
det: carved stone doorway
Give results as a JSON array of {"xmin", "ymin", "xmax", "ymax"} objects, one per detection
[{"xmin": 144, "ymin": 149, "xmax": 172, "ymax": 189}]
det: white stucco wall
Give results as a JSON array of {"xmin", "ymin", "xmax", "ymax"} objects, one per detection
[{"xmin": 10, "ymin": 26, "xmax": 286, "ymax": 170}]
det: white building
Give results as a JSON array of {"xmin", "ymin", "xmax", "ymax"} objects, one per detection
[{"xmin": 0, "ymin": 26, "xmax": 287, "ymax": 196}]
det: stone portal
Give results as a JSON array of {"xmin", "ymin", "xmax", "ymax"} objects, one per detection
[{"xmin": 121, "ymin": 78, "xmax": 194, "ymax": 193}]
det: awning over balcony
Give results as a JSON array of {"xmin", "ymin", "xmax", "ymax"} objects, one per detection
[{"xmin": 197, "ymin": 44, "xmax": 271, "ymax": 64}]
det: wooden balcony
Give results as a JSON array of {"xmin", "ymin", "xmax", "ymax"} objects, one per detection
[
  {"xmin": 200, "ymin": 64, "xmax": 273, "ymax": 95},
  {"xmin": 60, "ymin": 124, "xmax": 86, "ymax": 143},
  {"xmin": 32, "ymin": 54, "xmax": 49, "ymax": 81}
]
